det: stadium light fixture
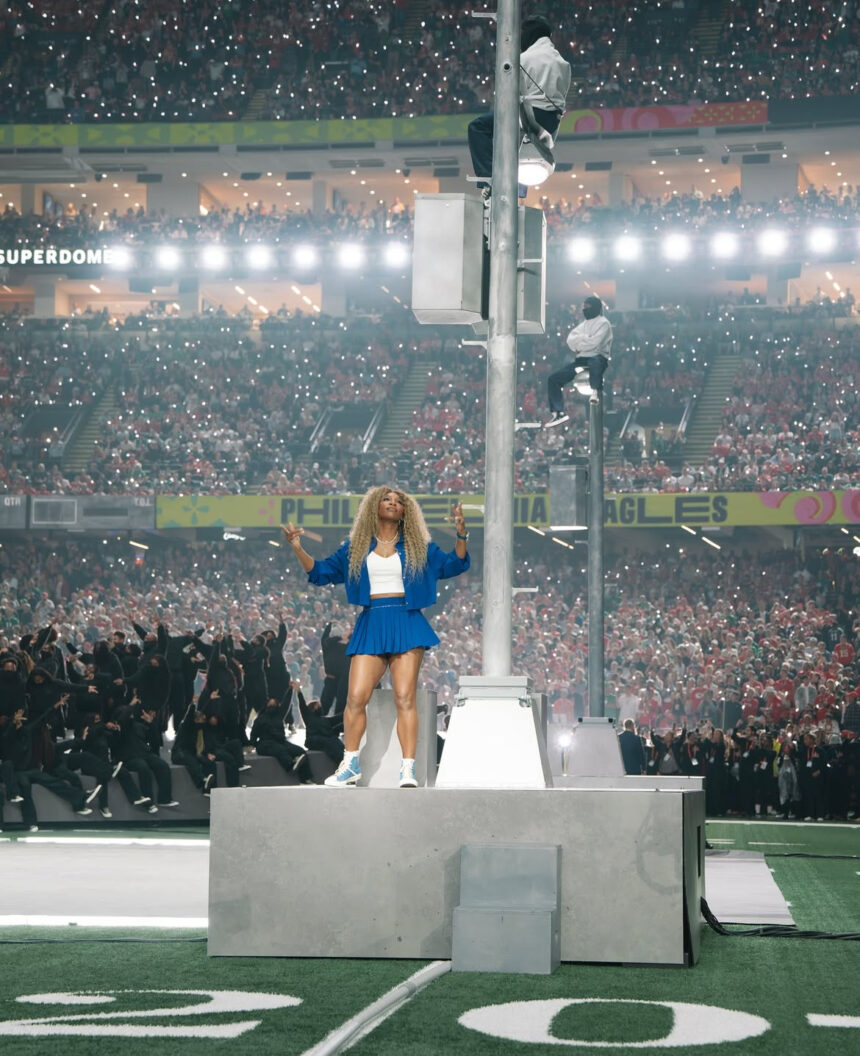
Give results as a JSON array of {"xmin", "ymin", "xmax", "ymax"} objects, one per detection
[
  {"xmin": 246, "ymin": 245, "xmax": 274, "ymax": 270},
  {"xmin": 807, "ymin": 227, "xmax": 837, "ymax": 255},
  {"xmin": 156, "ymin": 246, "xmax": 182, "ymax": 271},
  {"xmin": 517, "ymin": 138, "xmax": 554, "ymax": 187},
  {"xmin": 383, "ymin": 242, "xmax": 410, "ymax": 268},
  {"xmin": 757, "ymin": 229, "xmax": 788, "ymax": 257},
  {"xmin": 200, "ymin": 245, "xmax": 228, "ymax": 271},
  {"xmin": 337, "ymin": 243, "xmax": 365, "ymax": 270},
  {"xmin": 566, "ymin": 237, "xmax": 595, "ymax": 264},
  {"xmin": 661, "ymin": 233, "xmax": 692, "ymax": 262},
  {"xmin": 292, "ymin": 244, "xmax": 319, "ymax": 270},
  {"xmin": 709, "ymin": 231, "xmax": 740, "ymax": 259},
  {"xmin": 613, "ymin": 235, "xmax": 641, "ymax": 262}
]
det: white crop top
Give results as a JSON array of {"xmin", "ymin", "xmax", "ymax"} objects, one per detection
[{"xmin": 367, "ymin": 549, "xmax": 405, "ymax": 595}]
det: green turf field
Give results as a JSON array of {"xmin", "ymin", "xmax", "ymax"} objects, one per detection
[{"xmin": 0, "ymin": 820, "xmax": 857, "ymax": 1055}]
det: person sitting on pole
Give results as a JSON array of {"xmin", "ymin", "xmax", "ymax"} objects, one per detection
[
  {"xmin": 468, "ymin": 14, "xmax": 571, "ymax": 201},
  {"xmin": 545, "ymin": 295, "xmax": 613, "ymax": 427}
]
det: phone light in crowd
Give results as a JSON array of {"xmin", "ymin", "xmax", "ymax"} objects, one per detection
[
  {"xmin": 757, "ymin": 229, "xmax": 788, "ymax": 257},
  {"xmin": 807, "ymin": 227, "xmax": 837, "ymax": 255},
  {"xmin": 709, "ymin": 231, "xmax": 739, "ymax": 259},
  {"xmin": 200, "ymin": 245, "xmax": 228, "ymax": 271},
  {"xmin": 107, "ymin": 245, "xmax": 133, "ymax": 270},
  {"xmin": 292, "ymin": 244, "xmax": 319, "ymax": 270},
  {"xmin": 383, "ymin": 241, "xmax": 410, "ymax": 268},
  {"xmin": 566, "ymin": 237, "xmax": 595, "ymax": 264},
  {"xmin": 612, "ymin": 235, "xmax": 641, "ymax": 262},
  {"xmin": 246, "ymin": 244, "xmax": 274, "ymax": 270},
  {"xmin": 337, "ymin": 243, "xmax": 365, "ymax": 270},
  {"xmin": 156, "ymin": 246, "xmax": 182, "ymax": 271},
  {"xmin": 661, "ymin": 233, "xmax": 691, "ymax": 262}
]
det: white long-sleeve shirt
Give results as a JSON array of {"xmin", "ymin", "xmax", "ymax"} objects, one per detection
[
  {"xmin": 566, "ymin": 315, "xmax": 613, "ymax": 360},
  {"xmin": 520, "ymin": 37, "xmax": 571, "ymax": 113}
]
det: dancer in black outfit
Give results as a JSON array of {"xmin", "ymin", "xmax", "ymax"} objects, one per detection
[
  {"xmin": 298, "ymin": 691, "xmax": 345, "ymax": 767},
  {"xmin": 3, "ymin": 705, "xmax": 95, "ymax": 829},
  {"xmin": 263, "ymin": 619, "xmax": 290, "ymax": 705},
  {"xmin": 320, "ymin": 621, "xmax": 351, "ymax": 717},
  {"xmin": 249, "ymin": 688, "xmax": 312, "ymax": 783},
  {"xmin": 171, "ymin": 701, "xmax": 217, "ymax": 794}
]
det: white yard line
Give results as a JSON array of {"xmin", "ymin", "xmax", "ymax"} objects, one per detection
[
  {"xmin": 0, "ymin": 915, "xmax": 207, "ymax": 928},
  {"xmin": 11, "ymin": 837, "xmax": 209, "ymax": 847}
]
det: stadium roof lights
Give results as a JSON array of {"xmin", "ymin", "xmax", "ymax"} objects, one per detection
[
  {"xmin": 69, "ymin": 223, "xmax": 856, "ymax": 279},
  {"xmin": 757, "ymin": 229, "xmax": 789, "ymax": 257},
  {"xmin": 709, "ymin": 232, "xmax": 740, "ymax": 260},
  {"xmin": 660, "ymin": 233, "xmax": 692, "ymax": 262},
  {"xmin": 562, "ymin": 224, "xmax": 858, "ymax": 268}
]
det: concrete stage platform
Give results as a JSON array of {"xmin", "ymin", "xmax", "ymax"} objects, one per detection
[{"xmin": 208, "ymin": 783, "xmax": 706, "ymax": 966}]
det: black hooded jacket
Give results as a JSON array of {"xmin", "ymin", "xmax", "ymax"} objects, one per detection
[
  {"xmin": 124, "ymin": 653, "xmax": 171, "ymax": 713},
  {"xmin": 0, "ymin": 653, "xmax": 27, "ymax": 719}
]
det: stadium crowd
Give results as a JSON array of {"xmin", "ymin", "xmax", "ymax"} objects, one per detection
[
  {"xmin": 1, "ymin": 534, "xmax": 858, "ymax": 823},
  {"xmin": 2, "ymin": 1, "xmax": 860, "ymax": 124},
  {"xmin": 2, "ymin": 302, "xmax": 857, "ymax": 497}
]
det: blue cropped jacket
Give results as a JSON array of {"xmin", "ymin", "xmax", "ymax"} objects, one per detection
[{"xmin": 308, "ymin": 538, "xmax": 470, "ymax": 610}]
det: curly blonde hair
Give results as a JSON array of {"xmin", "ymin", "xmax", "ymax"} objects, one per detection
[{"xmin": 348, "ymin": 485, "xmax": 430, "ymax": 582}]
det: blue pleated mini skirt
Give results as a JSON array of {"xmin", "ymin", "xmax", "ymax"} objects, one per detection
[{"xmin": 346, "ymin": 597, "xmax": 440, "ymax": 656}]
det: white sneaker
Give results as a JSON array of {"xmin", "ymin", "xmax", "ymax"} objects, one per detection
[
  {"xmin": 10, "ymin": 795, "xmax": 24, "ymax": 804},
  {"xmin": 100, "ymin": 807, "xmax": 113, "ymax": 818},
  {"xmin": 543, "ymin": 412, "xmax": 569, "ymax": 429},
  {"xmin": 75, "ymin": 806, "xmax": 93, "ymax": 816},
  {"xmin": 399, "ymin": 760, "xmax": 418, "ymax": 788}
]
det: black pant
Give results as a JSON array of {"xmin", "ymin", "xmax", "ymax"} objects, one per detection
[
  {"xmin": 123, "ymin": 753, "xmax": 172, "ymax": 803},
  {"xmin": 208, "ymin": 739, "xmax": 243, "ymax": 787},
  {"xmin": 256, "ymin": 738, "xmax": 305, "ymax": 776},
  {"xmin": 57, "ymin": 752, "xmax": 112, "ymax": 809},
  {"xmin": 800, "ymin": 777, "xmax": 826, "ymax": 819},
  {"xmin": 547, "ymin": 355, "xmax": 608, "ymax": 413},
  {"xmin": 1, "ymin": 758, "xmax": 21, "ymax": 798},
  {"xmin": 468, "ymin": 106, "xmax": 561, "ymax": 195},
  {"xmin": 114, "ymin": 764, "xmax": 146, "ymax": 805},
  {"xmin": 14, "ymin": 768, "xmax": 87, "ymax": 827},
  {"xmin": 172, "ymin": 746, "xmax": 215, "ymax": 790}
]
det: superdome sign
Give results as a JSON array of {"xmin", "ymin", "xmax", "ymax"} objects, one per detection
[{"xmin": 0, "ymin": 247, "xmax": 119, "ymax": 266}]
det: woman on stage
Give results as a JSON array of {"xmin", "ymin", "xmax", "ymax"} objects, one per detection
[{"xmin": 281, "ymin": 486, "xmax": 470, "ymax": 788}]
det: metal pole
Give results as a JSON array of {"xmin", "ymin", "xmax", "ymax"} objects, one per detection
[
  {"xmin": 482, "ymin": 0, "xmax": 521, "ymax": 678},
  {"xmin": 587, "ymin": 388, "xmax": 605, "ymax": 716}
]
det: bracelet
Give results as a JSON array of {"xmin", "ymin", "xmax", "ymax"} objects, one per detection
[{"xmin": 456, "ymin": 531, "xmax": 469, "ymax": 540}]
